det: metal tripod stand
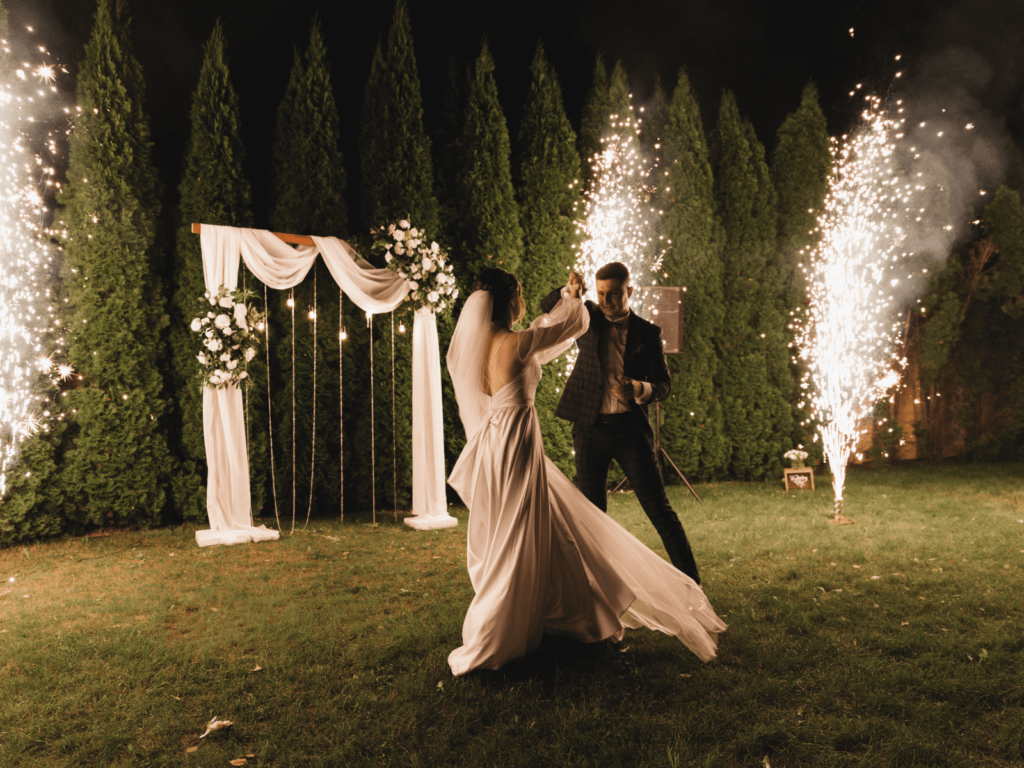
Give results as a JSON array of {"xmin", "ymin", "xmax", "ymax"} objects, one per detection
[{"xmin": 609, "ymin": 401, "xmax": 703, "ymax": 503}]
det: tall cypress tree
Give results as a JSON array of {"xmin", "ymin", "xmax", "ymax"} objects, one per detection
[
  {"xmin": 269, "ymin": 20, "xmax": 347, "ymax": 519},
  {"xmin": 579, "ymin": 55, "xmax": 610, "ymax": 184},
  {"xmin": 515, "ymin": 42, "xmax": 581, "ymax": 477},
  {"xmin": 358, "ymin": 0, "xmax": 440, "ymax": 510},
  {"xmin": 360, "ymin": 0, "xmax": 439, "ymax": 237},
  {"xmin": 712, "ymin": 91, "xmax": 787, "ymax": 479},
  {"xmin": 449, "ymin": 41, "xmax": 523, "ymax": 289},
  {"xmin": 657, "ymin": 69, "xmax": 728, "ymax": 479},
  {"xmin": 171, "ymin": 22, "xmax": 265, "ymax": 522},
  {"xmin": 771, "ymin": 81, "xmax": 831, "ymax": 456},
  {"xmin": 59, "ymin": 0, "xmax": 173, "ymax": 527}
]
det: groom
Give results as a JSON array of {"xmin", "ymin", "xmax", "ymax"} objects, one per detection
[{"xmin": 541, "ymin": 262, "xmax": 701, "ymax": 585}]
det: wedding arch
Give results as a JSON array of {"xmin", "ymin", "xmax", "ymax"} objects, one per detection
[{"xmin": 193, "ymin": 224, "xmax": 457, "ymax": 547}]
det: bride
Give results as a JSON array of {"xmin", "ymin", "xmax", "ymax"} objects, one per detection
[{"xmin": 446, "ymin": 268, "xmax": 725, "ymax": 676}]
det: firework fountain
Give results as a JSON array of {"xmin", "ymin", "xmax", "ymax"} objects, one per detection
[
  {"xmin": 798, "ymin": 93, "xmax": 949, "ymax": 522},
  {"xmin": 572, "ymin": 102, "xmax": 665, "ymax": 310},
  {"xmin": 0, "ymin": 28, "xmax": 66, "ymax": 497}
]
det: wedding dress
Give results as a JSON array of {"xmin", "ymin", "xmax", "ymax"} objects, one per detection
[{"xmin": 446, "ymin": 290, "xmax": 725, "ymax": 676}]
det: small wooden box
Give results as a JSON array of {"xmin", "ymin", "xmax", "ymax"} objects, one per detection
[{"xmin": 783, "ymin": 468, "xmax": 815, "ymax": 491}]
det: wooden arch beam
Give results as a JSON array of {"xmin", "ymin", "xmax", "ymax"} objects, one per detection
[{"xmin": 191, "ymin": 222, "xmax": 314, "ymax": 247}]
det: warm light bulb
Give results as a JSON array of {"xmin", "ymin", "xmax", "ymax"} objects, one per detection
[
  {"xmin": 308, "ymin": 310, "xmax": 317, "ymax": 321},
  {"xmin": 398, "ymin": 323, "xmax": 406, "ymax": 334}
]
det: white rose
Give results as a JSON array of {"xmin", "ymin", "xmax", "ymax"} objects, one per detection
[
  {"xmin": 220, "ymin": 353, "xmax": 231, "ymax": 362},
  {"xmin": 214, "ymin": 314, "xmax": 231, "ymax": 329},
  {"xmin": 431, "ymin": 242, "xmax": 439, "ymax": 253},
  {"xmin": 399, "ymin": 219, "xmax": 410, "ymax": 229},
  {"xmin": 245, "ymin": 347, "xmax": 256, "ymax": 362},
  {"xmin": 388, "ymin": 223, "xmax": 396, "ymax": 234},
  {"xmin": 410, "ymin": 228, "xmax": 419, "ymax": 238},
  {"xmin": 197, "ymin": 353, "xmax": 207, "ymax": 365},
  {"xmin": 207, "ymin": 338, "xmax": 222, "ymax": 352},
  {"xmin": 422, "ymin": 257, "xmax": 432, "ymax": 271},
  {"xmin": 394, "ymin": 242, "xmax": 405, "ymax": 255},
  {"xmin": 219, "ymin": 295, "xmax": 234, "ymax": 309},
  {"xmin": 227, "ymin": 360, "xmax": 238, "ymax": 370},
  {"xmin": 207, "ymin": 312, "xmax": 215, "ymax": 319},
  {"xmin": 385, "ymin": 253, "xmax": 393, "ymax": 263},
  {"xmin": 409, "ymin": 239, "xmax": 421, "ymax": 250},
  {"xmin": 201, "ymin": 317, "xmax": 210, "ymax": 325},
  {"xmin": 438, "ymin": 301, "xmax": 446, "ymax": 311},
  {"xmin": 410, "ymin": 281, "xmax": 419, "ymax": 290},
  {"xmin": 223, "ymin": 328, "xmax": 233, "ymax": 336},
  {"xmin": 233, "ymin": 303, "xmax": 247, "ymax": 319},
  {"xmin": 190, "ymin": 318, "xmax": 202, "ymax": 332},
  {"xmin": 205, "ymin": 330, "xmax": 214, "ymax": 339},
  {"xmin": 428, "ymin": 291, "xmax": 439, "ymax": 303},
  {"xmin": 394, "ymin": 229, "xmax": 406, "ymax": 242},
  {"xmin": 239, "ymin": 371, "xmax": 248, "ymax": 380},
  {"xmin": 452, "ymin": 289, "xmax": 459, "ymax": 299}
]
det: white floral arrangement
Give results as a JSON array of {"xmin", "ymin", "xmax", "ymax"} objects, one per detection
[
  {"xmin": 375, "ymin": 219, "xmax": 458, "ymax": 314},
  {"xmin": 191, "ymin": 287, "xmax": 266, "ymax": 389},
  {"xmin": 783, "ymin": 448, "xmax": 809, "ymax": 469}
]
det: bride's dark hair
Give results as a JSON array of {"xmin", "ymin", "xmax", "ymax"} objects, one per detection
[{"xmin": 474, "ymin": 268, "xmax": 523, "ymax": 328}]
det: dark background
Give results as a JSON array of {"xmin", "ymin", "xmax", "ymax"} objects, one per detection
[{"xmin": 5, "ymin": 0, "xmax": 1023, "ymax": 225}]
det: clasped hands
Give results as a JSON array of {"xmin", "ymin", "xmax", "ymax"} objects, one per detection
[{"xmin": 565, "ymin": 270, "xmax": 587, "ymax": 300}]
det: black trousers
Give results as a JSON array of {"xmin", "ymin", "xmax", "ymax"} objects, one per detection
[{"xmin": 573, "ymin": 415, "xmax": 701, "ymax": 585}]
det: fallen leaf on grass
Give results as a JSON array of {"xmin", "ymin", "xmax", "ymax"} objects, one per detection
[
  {"xmin": 618, "ymin": 645, "xmax": 631, "ymax": 653},
  {"xmin": 200, "ymin": 717, "xmax": 233, "ymax": 739},
  {"xmin": 437, "ymin": 681, "xmax": 444, "ymax": 690},
  {"xmin": 901, "ymin": 621, "xmax": 910, "ymax": 627},
  {"xmin": 251, "ymin": 664, "xmax": 262, "ymax": 673},
  {"xmin": 229, "ymin": 760, "xmax": 247, "ymax": 766},
  {"xmin": 680, "ymin": 673, "xmax": 692, "ymax": 678},
  {"xmin": 185, "ymin": 746, "xmax": 198, "ymax": 754}
]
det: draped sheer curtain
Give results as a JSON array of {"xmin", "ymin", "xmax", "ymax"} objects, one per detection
[{"xmin": 195, "ymin": 225, "xmax": 454, "ymax": 548}]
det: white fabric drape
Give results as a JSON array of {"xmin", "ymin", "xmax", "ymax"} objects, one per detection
[
  {"xmin": 407, "ymin": 307, "xmax": 456, "ymax": 529},
  {"xmin": 196, "ymin": 225, "xmax": 454, "ymax": 546}
]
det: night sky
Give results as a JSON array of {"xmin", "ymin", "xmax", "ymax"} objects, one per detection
[{"xmin": 4, "ymin": 0, "xmax": 1023, "ymax": 227}]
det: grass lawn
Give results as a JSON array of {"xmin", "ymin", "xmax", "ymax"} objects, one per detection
[{"xmin": 1, "ymin": 462, "xmax": 1023, "ymax": 767}]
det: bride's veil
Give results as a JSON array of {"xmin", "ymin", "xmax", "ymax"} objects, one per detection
[{"xmin": 446, "ymin": 289, "xmax": 493, "ymax": 441}]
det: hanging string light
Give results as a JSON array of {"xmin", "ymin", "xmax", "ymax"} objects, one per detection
[
  {"xmin": 304, "ymin": 267, "xmax": 317, "ymax": 529},
  {"xmin": 288, "ymin": 288, "xmax": 296, "ymax": 534},
  {"xmin": 344, "ymin": 288, "xmax": 348, "ymax": 524},
  {"xmin": 263, "ymin": 284, "xmax": 281, "ymax": 532},
  {"xmin": 391, "ymin": 311, "xmax": 397, "ymax": 522},
  {"xmin": 368, "ymin": 311, "xmax": 375, "ymax": 525}
]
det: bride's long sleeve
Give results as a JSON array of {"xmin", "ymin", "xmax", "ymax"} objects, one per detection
[{"xmin": 517, "ymin": 297, "xmax": 589, "ymax": 365}]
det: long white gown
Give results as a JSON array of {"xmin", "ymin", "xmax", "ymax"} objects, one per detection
[{"xmin": 446, "ymin": 291, "xmax": 725, "ymax": 676}]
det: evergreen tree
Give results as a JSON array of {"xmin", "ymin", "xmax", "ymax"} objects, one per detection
[
  {"xmin": 711, "ymin": 91, "xmax": 787, "ymax": 479},
  {"xmin": 771, "ymin": 81, "xmax": 831, "ymax": 458},
  {"xmin": 657, "ymin": 69, "xmax": 728, "ymax": 479},
  {"xmin": 433, "ymin": 54, "xmax": 465, "ymax": 250},
  {"xmin": 579, "ymin": 55, "xmax": 610, "ymax": 184},
  {"xmin": 171, "ymin": 22, "xmax": 265, "ymax": 522},
  {"xmin": 269, "ymin": 20, "xmax": 347, "ymax": 519},
  {"xmin": 58, "ymin": 0, "xmax": 173, "ymax": 527},
  {"xmin": 607, "ymin": 61, "xmax": 633, "ymax": 136},
  {"xmin": 448, "ymin": 40, "xmax": 523, "ymax": 289},
  {"xmin": 358, "ymin": 0, "xmax": 440, "ymax": 509},
  {"xmin": 642, "ymin": 75, "xmax": 671, "ymax": 215},
  {"xmin": 515, "ymin": 42, "xmax": 581, "ymax": 476},
  {"xmin": 359, "ymin": 0, "xmax": 439, "ymax": 237}
]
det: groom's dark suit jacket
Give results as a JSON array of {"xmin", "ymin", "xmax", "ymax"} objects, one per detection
[{"xmin": 541, "ymin": 288, "xmax": 671, "ymax": 438}]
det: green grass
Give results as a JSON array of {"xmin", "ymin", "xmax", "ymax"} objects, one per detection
[{"xmin": 1, "ymin": 462, "xmax": 1023, "ymax": 767}]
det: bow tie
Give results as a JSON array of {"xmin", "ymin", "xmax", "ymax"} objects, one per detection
[{"xmin": 605, "ymin": 315, "xmax": 629, "ymax": 331}]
